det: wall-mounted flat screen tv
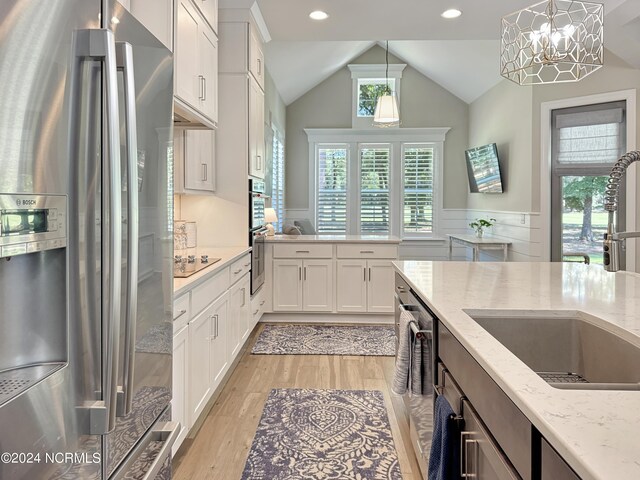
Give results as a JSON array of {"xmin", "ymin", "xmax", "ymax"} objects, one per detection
[{"xmin": 465, "ymin": 143, "xmax": 504, "ymax": 193}]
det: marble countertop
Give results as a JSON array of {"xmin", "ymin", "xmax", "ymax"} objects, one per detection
[
  {"xmin": 173, "ymin": 246, "xmax": 251, "ymax": 297},
  {"xmin": 265, "ymin": 234, "xmax": 401, "ymax": 243},
  {"xmin": 393, "ymin": 261, "xmax": 640, "ymax": 480}
]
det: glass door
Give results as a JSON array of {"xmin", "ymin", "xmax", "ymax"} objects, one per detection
[{"xmin": 550, "ymin": 102, "xmax": 626, "ymax": 266}]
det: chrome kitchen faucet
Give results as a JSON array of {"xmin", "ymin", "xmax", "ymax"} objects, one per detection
[{"xmin": 603, "ymin": 151, "xmax": 640, "ymax": 272}]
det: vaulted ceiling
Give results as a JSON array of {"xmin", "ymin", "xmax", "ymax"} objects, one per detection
[{"xmin": 250, "ymin": 0, "xmax": 640, "ymax": 105}]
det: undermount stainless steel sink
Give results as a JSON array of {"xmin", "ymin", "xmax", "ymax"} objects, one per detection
[{"xmin": 464, "ymin": 310, "xmax": 640, "ymax": 391}]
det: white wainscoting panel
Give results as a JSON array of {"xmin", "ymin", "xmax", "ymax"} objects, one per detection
[{"xmin": 283, "ymin": 208, "xmax": 542, "ymax": 262}]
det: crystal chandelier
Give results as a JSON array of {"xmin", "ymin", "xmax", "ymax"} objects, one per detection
[
  {"xmin": 374, "ymin": 41, "xmax": 400, "ymax": 128},
  {"xmin": 500, "ymin": 0, "xmax": 604, "ymax": 85}
]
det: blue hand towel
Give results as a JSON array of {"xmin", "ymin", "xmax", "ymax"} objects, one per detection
[{"xmin": 428, "ymin": 395, "xmax": 461, "ymax": 480}]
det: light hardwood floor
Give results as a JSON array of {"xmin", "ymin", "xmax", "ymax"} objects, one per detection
[{"xmin": 173, "ymin": 323, "xmax": 422, "ymax": 480}]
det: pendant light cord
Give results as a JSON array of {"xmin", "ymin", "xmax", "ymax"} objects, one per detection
[{"xmin": 385, "ymin": 40, "xmax": 390, "ymax": 93}]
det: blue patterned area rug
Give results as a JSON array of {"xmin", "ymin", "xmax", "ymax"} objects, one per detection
[
  {"xmin": 241, "ymin": 389, "xmax": 403, "ymax": 480},
  {"xmin": 251, "ymin": 324, "xmax": 395, "ymax": 356}
]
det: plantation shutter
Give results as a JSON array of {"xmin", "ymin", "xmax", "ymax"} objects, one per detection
[
  {"xmin": 271, "ymin": 135, "xmax": 285, "ymax": 232},
  {"xmin": 360, "ymin": 145, "xmax": 391, "ymax": 233},
  {"xmin": 403, "ymin": 145, "xmax": 434, "ymax": 234},
  {"xmin": 317, "ymin": 146, "xmax": 348, "ymax": 233}
]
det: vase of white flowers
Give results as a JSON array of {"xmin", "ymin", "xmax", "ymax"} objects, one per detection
[{"xmin": 469, "ymin": 218, "xmax": 496, "ymax": 238}]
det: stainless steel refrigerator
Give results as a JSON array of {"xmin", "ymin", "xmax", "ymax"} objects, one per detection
[{"xmin": 0, "ymin": 1, "xmax": 175, "ymax": 479}]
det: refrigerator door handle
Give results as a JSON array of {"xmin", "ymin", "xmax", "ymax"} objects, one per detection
[
  {"xmin": 115, "ymin": 41, "xmax": 139, "ymax": 418},
  {"xmin": 71, "ymin": 28, "xmax": 123, "ymax": 434},
  {"xmin": 110, "ymin": 421, "xmax": 180, "ymax": 480}
]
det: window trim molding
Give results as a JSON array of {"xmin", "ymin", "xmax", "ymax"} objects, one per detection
[
  {"xmin": 348, "ymin": 64, "xmax": 407, "ymax": 79},
  {"xmin": 306, "ymin": 128, "xmax": 450, "ymax": 238},
  {"xmin": 540, "ymin": 89, "xmax": 637, "ymax": 267},
  {"xmin": 348, "ymin": 64, "xmax": 407, "ymax": 128}
]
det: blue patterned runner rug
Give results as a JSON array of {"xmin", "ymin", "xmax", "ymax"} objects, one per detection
[
  {"xmin": 241, "ymin": 388, "xmax": 403, "ymax": 480},
  {"xmin": 251, "ymin": 324, "xmax": 395, "ymax": 356}
]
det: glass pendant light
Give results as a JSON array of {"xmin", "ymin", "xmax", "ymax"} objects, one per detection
[{"xmin": 374, "ymin": 41, "xmax": 400, "ymax": 128}]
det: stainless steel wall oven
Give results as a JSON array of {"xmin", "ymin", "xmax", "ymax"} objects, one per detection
[{"xmin": 249, "ymin": 179, "xmax": 267, "ymax": 294}]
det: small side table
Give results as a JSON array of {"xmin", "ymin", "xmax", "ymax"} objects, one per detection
[{"xmin": 447, "ymin": 234, "xmax": 511, "ymax": 262}]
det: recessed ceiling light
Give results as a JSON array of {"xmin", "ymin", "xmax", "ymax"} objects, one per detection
[
  {"xmin": 441, "ymin": 8, "xmax": 462, "ymax": 19},
  {"xmin": 309, "ymin": 10, "xmax": 329, "ymax": 21}
]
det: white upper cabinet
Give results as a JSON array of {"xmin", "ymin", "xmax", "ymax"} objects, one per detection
[
  {"xmin": 248, "ymin": 78, "xmax": 265, "ymax": 179},
  {"xmin": 184, "ymin": 129, "xmax": 216, "ymax": 192},
  {"xmin": 192, "ymin": 0, "xmax": 218, "ymax": 34},
  {"xmin": 248, "ymin": 25, "xmax": 265, "ymax": 90},
  {"xmin": 218, "ymin": 16, "xmax": 266, "ymax": 180},
  {"xmin": 175, "ymin": 0, "xmax": 219, "ymax": 128},
  {"xmin": 176, "ymin": 0, "xmax": 201, "ymax": 109},
  {"xmin": 219, "ymin": 22, "xmax": 265, "ymax": 91},
  {"xmin": 174, "ymin": 129, "xmax": 216, "ymax": 194},
  {"xmin": 199, "ymin": 26, "xmax": 219, "ymax": 123}
]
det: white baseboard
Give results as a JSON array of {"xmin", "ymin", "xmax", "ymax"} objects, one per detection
[{"xmin": 261, "ymin": 312, "xmax": 394, "ymax": 324}]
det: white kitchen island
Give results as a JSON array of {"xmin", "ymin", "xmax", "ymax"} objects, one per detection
[
  {"xmin": 394, "ymin": 260, "xmax": 640, "ymax": 480},
  {"xmin": 264, "ymin": 234, "xmax": 401, "ymax": 322}
]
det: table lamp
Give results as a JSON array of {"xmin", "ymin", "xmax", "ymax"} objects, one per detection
[{"xmin": 264, "ymin": 208, "xmax": 278, "ymax": 236}]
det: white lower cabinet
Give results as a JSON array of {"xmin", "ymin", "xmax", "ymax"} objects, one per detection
[
  {"xmin": 336, "ymin": 260, "xmax": 368, "ymax": 313},
  {"xmin": 229, "ymin": 272, "xmax": 250, "ymax": 358},
  {"xmin": 273, "ymin": 260, "xmax": 303, "ymax": 311},
  {"xmin": 172, "ymin": 255, "xmax": 254, "ymax": 456},
  {"xmin": 336, "ymin": 260, "xmax": 395, "ymax": 313},
  {"xmin": 210, "ymin": 293, "xmax": 228, "ymax": 387},
  {"xmin": 188, "ymin": 303, "xmax": 214, "ymax": 425},
  {"xmin": 273, "ymin": 259, "xmax": 334, "ymax": 312},
  {"xmin": 366, "ymin": 260, "xmax": 395, "ymax": 313},
  {"xmin": 172, "ymin": 323, "xmax": 189, "ymax": 455},
  {"xmin": 302, "ymin": 260, "xmax": 334, "ymax": 312},
  {"xmin": 250, "ymin": 285, "xmax": 267, "ymax": 328}
]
